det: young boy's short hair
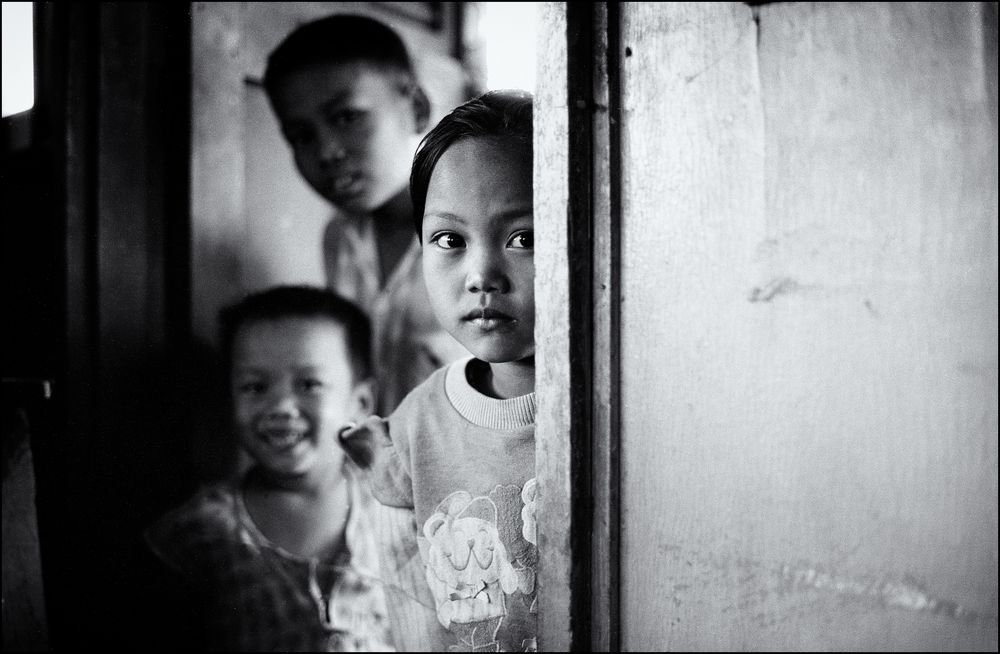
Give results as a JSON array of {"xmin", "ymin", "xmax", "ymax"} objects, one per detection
[
  {"xmin": 219, "ymin": 285, "xmax": 372, "ymax": 383},
  {"xmin": 263, "ymin": 14, "xmax": 420, "ymax": 102},
  {"xmin": 410, "ymin": 89, "xmax": 533, "ymax": 238}
]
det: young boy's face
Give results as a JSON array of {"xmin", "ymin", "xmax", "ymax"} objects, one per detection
[
  {"xmin": 230, "ymin": 317, "xmax": 368, "ymax": 480},
  {"xmin": 421, "ymin": 137, "xmax": 534, "ymax": 364},
  {"xmin": 270, "ymin": 60, "xmax": 420, "ymax": 215}
]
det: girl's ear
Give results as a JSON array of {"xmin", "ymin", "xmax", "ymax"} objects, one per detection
[
  {"xmin": 412, "ymin": 86, "xmax": 431, "ymax": 133},
  {"xmin": 350, "ymin": 378, "xmax": 377, "ymax": 420}
]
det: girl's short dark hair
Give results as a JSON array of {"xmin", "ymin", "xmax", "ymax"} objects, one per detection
[
  {"xmin": 219, "ymin": 285, "xmax": 372, "ymax": 382},
  {"xmin": 410, "ymin": 89, "xmax": 533, "ymax": 238},
  {"xmin": 263, "ymin": 14, "xmax": 418, "ymax": 100}
]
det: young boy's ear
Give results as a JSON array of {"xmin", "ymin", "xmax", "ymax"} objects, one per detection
[
  {"xmin": 412, "ymin": 86, "xmax": 431, "ymax": 133},
  {"xmin": 350, "ymin": 378, "xmax": 377, "ymax": 420}
]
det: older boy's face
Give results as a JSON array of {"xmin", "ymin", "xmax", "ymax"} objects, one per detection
[
  {"xmin": 421, "ymin": 138, "xmax": 534, "ymax": 364},
  {"xmin": 270, "ymin": 61, "xmax": 420, "ymax": 214},
  {"xmin": 231, "ymin": 318, "xmax": 364, "ymax": 480}
]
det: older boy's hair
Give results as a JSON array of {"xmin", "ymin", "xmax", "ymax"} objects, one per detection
[
  {"xmin": 219, "ymin": 285, "xmax": 372, "ymax": 382},
  {"xmin": 263, "ymin": 14, "xmax": 419, "ymax": 102},
  {"xmin": 410, "ymin": 89, "xmax": 533, "ymax": 238}
]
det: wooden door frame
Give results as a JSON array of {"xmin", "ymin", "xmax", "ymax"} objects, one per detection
[
  {"xmin": 535, "ymin": 3, "xmax": 621, "ymax": 650},
  {"xmin": 31, "ymin": 2, "xmax": 194, "ymax": 646}
]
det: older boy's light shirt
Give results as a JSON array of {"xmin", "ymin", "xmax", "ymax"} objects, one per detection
[
  {"xmin": 371, "ymin": 358, "xmax": 538, "ymax": 653},
  {"xmin": 323, "ymin": 213, "xmax": 469, "ymax": 414}
]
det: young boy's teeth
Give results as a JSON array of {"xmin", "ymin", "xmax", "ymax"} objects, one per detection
[{"xmin": 263, "ymin": 430, "xmax": 305, "ymax": 447}]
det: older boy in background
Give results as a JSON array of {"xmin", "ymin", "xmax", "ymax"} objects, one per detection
[{"xmin": 263, "ymin": 14, "xmax": 469, "ymax": 414}]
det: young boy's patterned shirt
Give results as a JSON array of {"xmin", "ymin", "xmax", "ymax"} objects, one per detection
[{"xmin": 145, "ymin": 464, "xmax": 393, "ymax": 652}]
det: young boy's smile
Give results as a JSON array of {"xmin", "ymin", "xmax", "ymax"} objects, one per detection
[
  {"xmin": 231, "ymin": 318, "xmax": 367, "ymax": 480},
  {"xmin": 421, "ymin": 138, "xmax": 534, "ymax": 365},
  {"xmin": 270, "ymin": 61, "xmax": 421, "ymax": 214}
]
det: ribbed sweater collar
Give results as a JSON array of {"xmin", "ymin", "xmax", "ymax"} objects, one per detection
[{"xmin": 445, "ymin": 358, "xmax": 536, "ymax": 431}]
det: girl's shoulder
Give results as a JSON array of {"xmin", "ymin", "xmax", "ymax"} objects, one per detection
[{"xmin": 391, "ymin": 357, "xmax": 469, "ymax": 421}]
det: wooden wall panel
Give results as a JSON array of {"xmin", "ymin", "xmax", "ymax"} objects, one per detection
[{"xmin": 618, "ymin": 2, "xmax": 997, "ymax": 650}]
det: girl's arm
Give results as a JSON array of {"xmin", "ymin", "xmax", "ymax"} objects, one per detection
[{"xmin": 339, "ymin": 416, "xmax": 413, "ymax": 507}]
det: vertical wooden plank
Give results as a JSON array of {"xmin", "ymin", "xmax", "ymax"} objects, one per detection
[
  {"xmin": 618, "ymin": 1, "xmax": 997, "ymax": 650},
  {"xmin": 535, "ymin": 2, "xmax": 573, "ymax": 650},
  {"xmin": 590, "ymin": 2, "xmax": 621, "ymax": 651},
  {"xmin": 563, "ymin": 3, "xmax": 596, "ymax": 648},
  {"xmin": 750, "ymin": 3, "xmax": 998, "ymax": 647},
  {"xmin": 98, "ymin": 5, "xmax": 154, "ymax": 358},
  {"xmin": 539, "ymin": 4, "xmax": 623, "ymax": 648},
  {"xmin": 985, "ymin": 1, "xmax": 998, "ymax": 128},
  {"xmin": 46, "ymin": 4, "xmax": 99, "ymax": 647},
  {"xmin": 95, "ymin": 1, "xmax": 196, "ymax": 508},
  {"xmin": 60, "ymin": 3, "xmax": 98, "ymax": 450},
  {"xmin": 90, "ymin": 5, "xmax": 193, "ymax": 644},
  {"xmin": 619, "ymin": 4, "xmax": 766, "ymax": 649}
]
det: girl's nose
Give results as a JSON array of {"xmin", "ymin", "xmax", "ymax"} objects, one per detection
[{"xmin": 465, "ymin": 250, "xmax": 510, "ymax": 294}]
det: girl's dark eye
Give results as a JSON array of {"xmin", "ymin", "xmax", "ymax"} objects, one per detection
[
  {"xmin": 507, "ymin": 230, "xmax": 534, "ymax": 249},
  {"xmin": 432, "ymin": 233, "xmax": 465, "ymax": 250}
]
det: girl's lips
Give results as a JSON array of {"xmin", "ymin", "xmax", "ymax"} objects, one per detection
[
  {"xmin": 467, "ymin": 317, "xmax": 515, "ymax": 331},
  {"xmin": 462, "ymin": 308, "xmax": 515, "ymax": 321}
]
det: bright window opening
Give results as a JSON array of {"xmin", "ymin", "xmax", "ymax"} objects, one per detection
[
  {"xmin": 482, "ymin": 2, "xmax": 538, "ymax": 94},
  {"xmin": 2, "ymin": 2, "xmax": 35, "ymax": 117}
]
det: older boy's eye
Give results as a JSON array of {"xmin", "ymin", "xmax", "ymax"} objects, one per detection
[
  {"xmin": 506, "ymin": 230, "xmax": 534, "ymax": 249},
  {"xmin": 283, "ymin": 127, "xmax": 314, "ymax": 148},
  {"xmin": 431, "ymin": 232, "xmax": 465, "ymax": 250},
  {"xmin": 298, "ymin": 379, "xmax": 325, "ymax": 392},
  {"xmin": 328, "ymin": 109, "xmax": 364, "ymax": 128}
]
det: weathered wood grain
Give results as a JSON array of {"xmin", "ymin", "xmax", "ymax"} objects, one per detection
[
  {"xmin": 618, "ymin": 1, "xmax": 996, "ymax": 650},
  {"xmin": 535, "ymin": 2, "xmax": 573, "ymax": 651}
]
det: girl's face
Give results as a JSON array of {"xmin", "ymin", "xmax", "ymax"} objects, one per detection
[
  {"xmin": 420, "ymin": 137, "xmax": 534, "ymax": 364},
  {"xmin": 230, "ymin": 318, "xmax": 368, "ymax": 481}
]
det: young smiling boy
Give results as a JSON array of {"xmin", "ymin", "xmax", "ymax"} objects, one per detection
[
  {"xmin": 263, "ymin": 15, "xmax": 468, "ymax": 414},
  {"xmin": 146, "ymin": 286, "xmax": 393, "ymax": 651},
  {"xmin": 344, "ymin": 90, "xmax": 537, "ymax": 653}
]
